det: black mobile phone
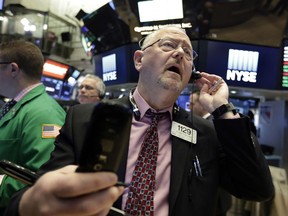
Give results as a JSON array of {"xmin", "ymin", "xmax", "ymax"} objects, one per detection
[
  {"xmin": 0, "ymin": 160, "xmax": 39, "ymax": 185},
  {"xmin": 76, "ymin": 100, "xmax": 132, "ymax": 173}
]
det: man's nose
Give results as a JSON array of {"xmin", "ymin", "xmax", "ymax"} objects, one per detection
[{"xmin": 172, "ymin": 47, "xmax": 185, "ymax": 59}]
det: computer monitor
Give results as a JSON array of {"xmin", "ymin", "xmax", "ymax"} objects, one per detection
[
  {"xmin": 199, "ymin": 39, "xmax": 282, "ymax": 90},
  {"xmin": 41, "ymin": 76, "xmax": 63, "ymax": 99},
  {"xmin": 94, "ymin": 43, "xmax": 139, "ymax": 86},
  {"xmin": 281, "ymin": 39, "xmax": 288, "ymax": 89},
  {"xmin": 80, "ymin": 26, "xmax": 96, "ymax": 56},
  {"xmin": 63, "ymin": 66, "xmax": 82, "ymax": 86},
  {"xmin": 0, "ymin": 0, "xmax": 5, "ymax": 11},
  {"xmin": 42, "ymin": 59, "xmax": 69, "ymax": 80},
  {"xmin": 59, "ymin": 82, "xmax": 74, "ymax": 101},
  {"xmin": 176, "ymin": 94, "xmax": 190, "ymax": 111},
  {"xmin": 137, "ymin": 0, "xmax": 183, "ymax": 23},
  {"xmin": 82, "ymin": 3, "xmax": 130, "ymax": 54}
]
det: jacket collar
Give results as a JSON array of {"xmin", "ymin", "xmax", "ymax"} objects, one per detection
[{"xmin": 0, "ymin": 85, "xmax": 46, "ymax": 127}]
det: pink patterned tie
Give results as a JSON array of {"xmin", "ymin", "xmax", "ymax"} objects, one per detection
[
  {"xmin": 125, "ymin": 110, "xmax": 164, "ymax": 216},
  {"xmin": 0, "ymin": 99, "xmax": 16, "ymax": 120}
]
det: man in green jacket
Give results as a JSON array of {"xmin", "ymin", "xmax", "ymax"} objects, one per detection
[{"xmin": 0, "ymin": 40, "xmax": 66, "ymax": 214}]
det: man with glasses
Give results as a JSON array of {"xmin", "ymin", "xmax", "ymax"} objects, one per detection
[
  {"xmin": 5, "ymin": 27, "xmax": 273, "ymax": 216},
  {"xmin": 0, "ymin": 40, "xmax": 66, "ymax": 214},
  {"xmin": 77, "ymin": 74, "xmax": 106, "ymax": 104}
]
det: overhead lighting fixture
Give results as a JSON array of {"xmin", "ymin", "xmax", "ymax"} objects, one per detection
[
  {"xmin": 43, "ymin": 24, "xmax": 48, "ymax": 30},
  {"xmin": 20, "ymin": 18, "xmax": 29, "ymax": 26}
]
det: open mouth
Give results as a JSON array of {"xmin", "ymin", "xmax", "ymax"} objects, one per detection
[{"xmin": 167, "ymin": 66, "xmax": 180, "ymax": 74}]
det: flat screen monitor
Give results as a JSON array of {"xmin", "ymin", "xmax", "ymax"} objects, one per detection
[
  {"xmin": 63, "ymin": 66, "xmax": 82, "ymax": 86},
  {"xmin": 82, "ymin": 3, "xmax": 130, "ymax": 54},
  {"xmin": 59, "ymin": 82, "xmax": 74, "ymax": 101},
  {"xmin": 94, "ymin": 43, "xmax": 139, "ymax": 86},
  {"xmin": 42, "ymin": 59, "xmax": 69, "ymax": 80},
  {"xmin": 281, "ymin": 39, "xmax": 288, "ymax": 89},
  {"xmin": 41, "ymin": 76, "xmax": 63, "ymax": 99},
  {"xmin": 176, "ymin": 94, "xmax": 190, "ymax": 111},
  {"xmin": 137, "ymin": 0, "xmax": 183, "ymax": 22},
  {"xmin": 199, "ymin": 40, "xmax": 282, "ymax": 90},
  {"xmin": 71, "ymin": 69, "xmax": 81, "ymax": 79},
  {"xmin": 80, "ymin": 26, "xmax": 96, "ymax": 56},
  {"xmin": 0, "ymin": 0, "xmax": 5, "ymax": 11}
]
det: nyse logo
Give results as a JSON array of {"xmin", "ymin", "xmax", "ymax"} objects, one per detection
[
  {"xmin": 102, "ymin": 54, "xmax": 117, "ymax": 82},
  {"xmin": 226, "ymin": 49, "xmax": 259, "ymax": 83}
]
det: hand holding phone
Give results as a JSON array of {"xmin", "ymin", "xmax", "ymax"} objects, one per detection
[
  {"xmin": 0, "ymin": 163, "xmax": 125, "ymax": 216},
  {"xmin": 1, "ymin": 101, "xmax": 132, "ymax": 187}
]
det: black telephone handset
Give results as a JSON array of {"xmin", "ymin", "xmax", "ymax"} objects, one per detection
[
  {"xmin": 0, "ymin": 160, "xmax": 39, "ymax": 185},
  {"xmin": 76, "ymin": 100, "xmax": 132, "ymax": 173},
  {"xmin": 191, "ymin": 67, "xmax": 202, "ymax": 81}
]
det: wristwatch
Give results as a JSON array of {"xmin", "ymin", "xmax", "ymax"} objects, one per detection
[{"xmin": 212, "ymin": 103, "xmax": 237, "ymax": 119}]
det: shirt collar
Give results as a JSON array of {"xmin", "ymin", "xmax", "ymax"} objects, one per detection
[
  {"xmin": 14, "ymin": 83, "xmax": 42, "ymax": 102},
  {"xmin": 133, "ymin": 87, "xmax": 173, "ymax": 121}
]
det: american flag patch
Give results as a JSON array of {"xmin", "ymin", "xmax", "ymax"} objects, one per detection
[{"xmin": 42, "ymin": 124, "xmax": 61, "ymax": 138}]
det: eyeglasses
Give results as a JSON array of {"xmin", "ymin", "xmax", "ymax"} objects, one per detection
[
  {"xmin": 78, "ymin": 84, "xmax": 95, "ymax": 91},
  {"xmin": 139, "ymin": 38, "xmax": 198, "ymax": 61}
]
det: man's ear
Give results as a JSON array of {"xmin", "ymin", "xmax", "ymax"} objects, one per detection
[
  {"xmin": 134, "ymin": 50, "xmax": 143, "ymax": 71},
  {"xmin": 10, "ymin": 62, "xmax": 20, "ymax": 78}
]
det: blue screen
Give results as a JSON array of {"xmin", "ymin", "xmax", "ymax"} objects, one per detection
[
  {"xmin": 199, "ymin": 40, "xmax": 282, "ymax": 90},
  {"xmin": 281, "ymin": 39, "xmax": 288, "ymax": 89},
  {"xmin": 94, "ymin": 43, "xmax": 139, "ymax": 86},
  {"xmin": 59, "ymin": 83, "xmax": 74, "ymax": 101},
  {"xmin": 176, "ymin": 94, "xmax": 190, "ymax": 111},
  {"xmin": 41, "ymin": 76, "xmax": 74, "ymax": 101},
  {"xmin": 0, "ymin": 0, "xmax": 4, "ymax": 10},
  {"xmin": 41, "ymin": 76, "xmax": 63, "ymax": 99}
]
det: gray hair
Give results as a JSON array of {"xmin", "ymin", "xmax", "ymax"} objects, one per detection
[{"xmin": 83, "ymin": 74, "xmax": 106, "ymax": 98}]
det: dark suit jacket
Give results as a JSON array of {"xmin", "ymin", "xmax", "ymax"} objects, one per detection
[
  {"xmin": 5, "ymin": 97, "xmax": 274, "ymax": 216},
  {"xmin": 196, "ymin": 113, "xmax": 232, "ymax": 215}
]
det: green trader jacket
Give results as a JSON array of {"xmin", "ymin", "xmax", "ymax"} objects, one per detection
[{"xmin": 0, "ymin": 84, "xmax": 66, "ymax": 211}]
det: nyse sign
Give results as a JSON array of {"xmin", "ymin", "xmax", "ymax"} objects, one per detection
[
  {"xmin": 103, "ymin": 71, "xmax": 117, "ymax": 81},
  {"xmin": 226, "ymin": 49, "xmax": 259, "ymax": 83},
  {"xmin": 226, "ymin": 70, "xmax": 257, "ymax": 82},
  {"xmin": 102, "ymin": 53, "xmax": 117, "ymax": 82}
]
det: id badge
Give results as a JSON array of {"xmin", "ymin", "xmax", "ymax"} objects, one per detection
[{"xmin": 171, "ymin": 121, "xmax": 197, "ymax": 144}]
